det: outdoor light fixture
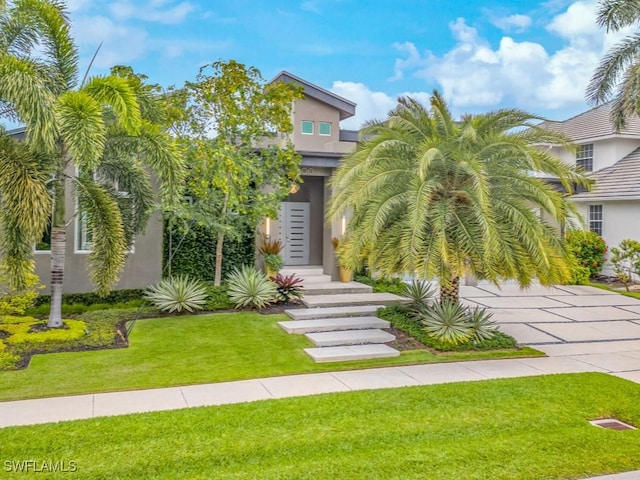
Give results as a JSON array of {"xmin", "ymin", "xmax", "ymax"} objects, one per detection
[{"xmin": 265, "ymin": 218, "xmax": 271, "ymax": 238}]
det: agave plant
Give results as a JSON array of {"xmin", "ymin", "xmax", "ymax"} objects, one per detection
[
  {"xmin": 144, "ymin": 275, "xmax": 208, "ymax": 314},
  {"xmin": 466, "ymin": 306, "xmax": 498, "ymax": 344},
  {"xmin": 403, "ymin": 280, "xmax": 436, "ymax": 316},
  {"xmin": 420, "ymin": 300, "xmax": 473, "ymax": 345},
  {"xmin": 270, "ymin": 273, "xmax": 304, "ymax": 303},
  {"xmin": 227, "ymin": 266, "xmax": 277, "ymax": 309}
]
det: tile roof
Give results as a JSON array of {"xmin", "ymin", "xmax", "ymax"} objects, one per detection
[
  {"xmin": 541, "ymin": 103, "xmax": 640, "ymax": 141},
  {"xmin": 572, "ymin": 146, "xmax": 640, "ymax": 201}
]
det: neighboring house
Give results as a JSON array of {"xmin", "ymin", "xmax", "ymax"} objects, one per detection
[
  {"xmin": 266, "ymin": 72, "xmax": 358, "ymax": 279},
  {"xmin": 6, "ymin": 128, "xmax": 163, "ymax": 294},
  {"xmin": 542, "ymin": 104, "xmax": 640, "ymax": 272}
]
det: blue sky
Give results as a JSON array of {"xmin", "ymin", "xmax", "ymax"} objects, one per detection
[{"xmin": 67, "ymin": 0, "xmax": 629, "ymax": 129}]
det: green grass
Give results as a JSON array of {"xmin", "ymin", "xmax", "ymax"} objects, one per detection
[
  {"xmin": 589, "ymin": 281, "xmax": 640, "ymax": 299},
  {"xmin": 1, "ymin": 373, "xmax": 639, "ymax": 479},
  {"xmin": 0, "ymin": 312, "xmax": 540, "ymax": 402}
]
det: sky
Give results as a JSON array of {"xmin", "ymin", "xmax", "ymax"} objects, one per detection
[{"xmin": 65, "ymin": 0, "xmax": 633, "ymax": 130}]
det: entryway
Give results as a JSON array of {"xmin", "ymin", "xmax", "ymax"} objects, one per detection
[{"xmin": 279, "ymin": 202, "xmax": 310, "ymax": 266}]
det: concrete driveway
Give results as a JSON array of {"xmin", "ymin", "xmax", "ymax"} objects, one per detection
[{"xmin": 461, "ymin": 283, "xmax": 640, "ymax": 382}]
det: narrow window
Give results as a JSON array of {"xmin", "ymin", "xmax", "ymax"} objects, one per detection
[
  {"xmin": 35, "ymin": 218, "xmax": 52, "ymax": 252},
  {"xmin": 576, "ymin": 144, "xmax": 594, "ymax": 172},
  {"xmin": 76, "ymin": 211, "xmax": 93, "ymax": 252},
  {"xmin": 589, "ymin": 205, "xmax": 603, "ymax": 236},
  {"xmin": 301, "ymin": 120, "xmax": 314, "ymax": 135},
  {"xmin": 319, "ymin": 121, "xmax": 332, "ymax": 136}
]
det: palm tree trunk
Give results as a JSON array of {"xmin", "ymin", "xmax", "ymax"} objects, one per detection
[
  {"xmin": 439, "ymin": 276, "xmax": 460, "ymax": 304},
  {"xmin": 48, "ymin": 165, "xmax": 66, "ymax": 328}
]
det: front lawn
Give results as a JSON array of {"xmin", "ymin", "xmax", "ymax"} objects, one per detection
[
  {"xmin": 0, "ymin": 312, "xmax": 540, "ymax": 402},
  {"xmin": 1, "ymin": 373, "xmax": 639, "ymax": 479}
]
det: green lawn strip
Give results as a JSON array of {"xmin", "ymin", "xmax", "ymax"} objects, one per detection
[
  {"xmin": 1, "ymin": 373, "xmax": 639, "ymax": 479},
  {"xmin": 0, "ymin": 312, "xmax": 541, "ymax": 402},
  {"xmin": 588, "ymin": 281, "xmax": 640, "ymax": 299}
]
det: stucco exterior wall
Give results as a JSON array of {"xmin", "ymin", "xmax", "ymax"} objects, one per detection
[{"xmin": 291, "ymin": 97, "xmax": 353, "ymax": 153}]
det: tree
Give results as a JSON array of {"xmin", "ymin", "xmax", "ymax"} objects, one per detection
[
  {"xmin": 587, "ymin": 0, "xmax": 640, "ymax": 129},
  {"xmin": 0, "ymin": 1, "xmax": 184, "ymax": 327},
  {"xmin": 327, "ymin": 94, "xmax": 590, "ymax": 303},
  {"xmin": 169, "ymin": 60, "xmax": 302, "ymax": 286}
]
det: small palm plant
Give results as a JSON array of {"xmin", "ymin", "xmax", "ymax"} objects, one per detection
[
  {"xmin": 403, "ymin": 280, "xmax": 436, "ymax": 316},
  {"xmin": 144, "ymin": 275, "xmax": 208, "ymax": 314},
  {"xmin": 227, "ymin": 266, "xmax": 277, "ymax": 309},
  {"xmin": 466, "ymin": 306, "xmax": 498, "ymax": 343}
]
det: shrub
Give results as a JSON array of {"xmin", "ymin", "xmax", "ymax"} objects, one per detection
[
  {"xmin": 565, "ymin": 254, "xmax": 591, "ymax": 285},
  {"xmin": 5, "ymin": 318, "xmax": 87, "ymax": 345},
  {"xmin": 0, "ymin": 264, "xmax": 42, "ymax": 315},
  {"xmin": 34, "ymin": 288, "xmax": 146, "ymax": 307},
  {"xmin": 144, "ymin": 275, "xmax": 208, "ymax": 314},
  {"xmin": 354, "ymin": 274, "xmax": 406, "ymax": 295},
  {"xmin": 203, "ymin": 284, "xmax": 234, "ymax": 310},
  {"xmin": 270, "ymin": 273, "xmax": 304, "ymax": 303},
  {"xmin": 262, "ymin": 253, "xmax": 283, "ymax": 274},
  {"xmin": 565, "ymin": 230, "xmax": 607, "ymax": 277},
  {"xmin": 466, "ymin": 306, "xmax": 498, "ymax": 343},
  {"xmin": 227, "ymin": 266, "xmax": 277, "ymax": 309},
  {"xmin": 402, "ymin": 280, "xmax": 436, "ymax": 315},
  {"xmin": 258, "ymin": 236, "xmax": 283, "ymax": 255},
  {"xmin": 610, "ymin": 239, "xmax": 640, "ymax": 290}
]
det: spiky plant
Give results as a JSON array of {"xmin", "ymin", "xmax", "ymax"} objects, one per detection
[
  {"xmin": 258, "ymin": 236, "xmax": 283, "ymax": 255},
  {"xmin": 466, "ymin": 306, "xmax": 498, "ymax": 344},
  {"xmin": 420, "ymin": 301, "xmax": 473, "ymax": 346},
  {"xmin": 403, "ymin": 280, "xmax": 436, "ymax": 316},
  {"xmin": 270, "ymin": 273, "xmax": 304, "ymax": 303},
  {"xmin": 227, "ymin": 266, "xmax": 277, "ymax": 309},
  {"xmin": 144, "ymin": 275, "xmax": 208, "ymax": 314}
]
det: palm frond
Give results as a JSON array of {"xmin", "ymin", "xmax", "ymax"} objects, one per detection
[
  {"xmin": 74, "ymin": 175, "xmax": 127, "ymax": 295},
  {"xmin": 83, "ymin": 75, "xmax": 142, "ymax": 134}
]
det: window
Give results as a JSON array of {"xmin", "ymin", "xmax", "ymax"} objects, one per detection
[
  {"xmin": 301, "ymin": 120, "xmax": 314, "ymax": 135},
  {"xmin": 589, "ymin": 205, "xmax": 603, "ymax": 236},
  {"xmin": 319, "ymin": 121, "xmax": 332, "ymax": 136},
  {"xmin": 76, "ymin": 211, "xmax": 93, "ymax": 252},
  {"xmin": 35, "ymin": 218, "xmax": 52, "ymax": 252},
  {"xmin": 576, "ymin": 144, "xmax": 594, "ymax": 172}
]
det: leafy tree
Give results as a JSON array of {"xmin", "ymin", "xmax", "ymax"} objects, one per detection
[
  {"xmin": 169, "ymin": 60, "xmax": 302, "ymax": 286},
  {"xmin": 0, "ymin": 1, "xmax": 184, "ymax": 327},
  {"xmin": 610, "ymin": 239, "xmax": 640, "ymax": 290},
  {"xmin": 587, "ymin": 0, "xmax": 640, "ymax": 129},
  {"xmin": 327, "ymin": 94, "xmax": 590, "ymax": 303}
]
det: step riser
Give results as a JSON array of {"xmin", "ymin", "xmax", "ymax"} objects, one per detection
[
  {"xmin": 306, "ymin": 329, "xmax": 396, "ymax": 347},
  {"xmin": 304, "ymin": 287, "xmax": 373, "ymax": 296},
  {"xmin": 278, "ymin": 317, "xmax": 390, "ymax": 334},
  {"xmin": 302, "ymin": 298, "xmax": 401, "ymax": 308},
  {"xmin": 285, "ymin": 306, "xmax": 381, "ymax": 320},
  {"xmin": 304, "ymin": 345, "xmax": 400, "ymax": 363}
]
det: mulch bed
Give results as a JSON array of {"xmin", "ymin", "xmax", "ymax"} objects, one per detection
[{"xmin": 385, "ymin": 326, "xmax": 427, "ymax": 351}]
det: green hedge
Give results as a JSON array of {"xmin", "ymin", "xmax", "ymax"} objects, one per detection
[
  {"xmin": 34, "ymin": 289, "xmax": 146, "ymax": 307},
  {"xmin": 163, "ymin": 222, "xmax": 255, "ymax": 282}
]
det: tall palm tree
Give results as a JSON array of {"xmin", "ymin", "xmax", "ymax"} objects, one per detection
[
  {"xmin": 0, "ymin": 0, "xmax": 184, "ymax": 327},
  {"xmin": 587, "ymin": 0, "xmax": 640, "ymax": 129},
  {"xmin": 327, "ymin": 93, "xmax": 590, "ymax": 303}
]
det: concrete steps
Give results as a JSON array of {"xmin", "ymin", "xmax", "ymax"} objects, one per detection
[
  {"xmin": 302, "ymin": 282, "xmax": 373, "ymax": 296},
  {"xmin": 302, "ymin": 292, "xmax": 404, "ymax": 308},
  {"xmin": 304, "ymin": 345, "xmax": 400, "ymax": 363},
  {"xmin": 278, "ymin": 316, "xmax": 390, "ymax": 334},
  {"xmin": 306, "ymin": 329, "xmax": 395, "ymax": 347},
  {"xmin": 285, "ymin": 305, "xmax": 382, "ymax": 320}
]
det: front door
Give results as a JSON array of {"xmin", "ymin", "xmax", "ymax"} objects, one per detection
[{"xmin": 279, "ymin": 202, "xmax": 310, "ymax": 266}]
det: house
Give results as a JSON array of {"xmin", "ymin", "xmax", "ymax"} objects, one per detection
[
  {"xmin": 6, "ymin": 127, "xmax": 163, "ymax": 294},
  {"xmin": 542, "ymin": 103, "xmax": 640, "ymax": 271},
  {"xmin": 266, "ymin": 72, "xmax": 359, "ymax": 279}
]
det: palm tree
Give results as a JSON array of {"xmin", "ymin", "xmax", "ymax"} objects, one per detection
[
  {"xmin": 0, "ymin": 1, "xmax": 184, "ymax": 327},
  {"xmin": 587, "ymin": 0, "xmax": 640, "ymax": 129},
  {"xmin": 327, "ymin": 93, "xmax": 590, "ymax": 303}
]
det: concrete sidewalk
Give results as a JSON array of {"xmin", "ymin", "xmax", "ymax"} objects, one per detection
[{"xmin": 2, "ymin": 351, "xmax": 639, "ymax": 429}]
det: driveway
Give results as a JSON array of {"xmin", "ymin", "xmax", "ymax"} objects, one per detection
[{"xmin": 461, "ymin": 283, "xmax": 640, "ymax": 382}]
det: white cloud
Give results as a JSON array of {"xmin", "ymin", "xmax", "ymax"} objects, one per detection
[
  {"xmin": 109, "ymin": 1, "xmax": 195, "ymax": 24},
  {"xmin": 491, "ymin": 14, "xmax": 532, "ymax": 33},
  {"xmin": 301, "ymin": 1, "xmax": 321, "ymax": 13},
  {"xmin": 330, "ymin": 81, "xmax": 431, "ymax": 130},
  {"xmin": 387, "ymin": 1, "xmax": 629, "ymax": 116}
]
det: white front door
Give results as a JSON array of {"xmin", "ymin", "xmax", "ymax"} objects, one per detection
[{"xmin": 279, "ymin": 202, "xmax": 310, "ymax": 266}]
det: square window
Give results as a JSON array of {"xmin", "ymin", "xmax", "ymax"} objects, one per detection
[
  {"xmin": 301, "ymin": 120, "xmax": 314, "ymax": 135},
  {"xmin": 319, "ymin": 122, "xmax": 331, "ymax": 136},
  {"xmin": 576, "ymin": 144, "xmax": 594, "ymax": 172},
  {"xmin": 589, "ymin": 205, "xmax": 603, "ymax": 236}
]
